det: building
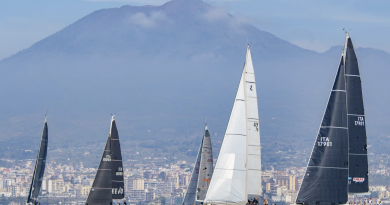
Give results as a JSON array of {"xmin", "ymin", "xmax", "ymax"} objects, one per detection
[
  {"xmin": 289, "ymin": 175, "xmax": 296, "ymax": 191},
  {"xmin": 129, "ymin": 190, "xmax": 146, "ymax": 202},
  {"xmin": 127, "ymin": 178, "xmax": 145, "ymax": 190},
  {"xmin": 48, "ymin": 179, "xmax": 65, "ymax": 194},
  {"xmin": 80, "ymin": 186, "xmax": 90, "ymax": 196}
]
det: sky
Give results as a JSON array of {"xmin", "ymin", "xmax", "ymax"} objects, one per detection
[{"xmin": 0, "ymin": 0, "xmax": 389, "ymax": 60}]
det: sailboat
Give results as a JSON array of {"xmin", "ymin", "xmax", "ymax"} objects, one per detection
[
  {"xmin": 27, "ymin": 115, "xmax": 48, "ymax": 205},
  {"xmin": 204, "ymin": 45, "xmax": 262, "ymax": 204},
  {"xmin": 182, "ymin": 124, "xmax": 214, "ymax": 205},
  {"xmin": 295, "ymin": 32, "xmax": 369, "ymax": 205},
  {"xmin": 86, "ymin": 116, "xmax": 125, "ymax": 205}
]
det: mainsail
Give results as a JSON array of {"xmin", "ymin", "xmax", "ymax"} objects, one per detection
[
  {"xmin": 86, "ymin": 120, "xmax": 113, "ymax": 205},
  {"xmin": 245, "ymin": 44, "xmax": 262, "ymax": 197},
  {"xmin": 110, "ymin": 118, "xmax": 125, "ymax": 199},
  {"xmin": 27, "ymin": 116, "xmax": 48, "ymax": 204},
  {"xmin": 182, "ymin": 138, "xmax": 202, "ymax": 205},
  {"xmin": 345, "ymin": 34, "xmax": 369, "ymax": 193},
  {"xmin": 204, "ymin": 45, "xmax": 261, "ymax": 204},
  {"xmin": 296, "ymin": 32, "xmax": 369, "ymax": 204},
  {"xmin": 196, "ymin": 125, "xmax": 214, "ymax": 201}
]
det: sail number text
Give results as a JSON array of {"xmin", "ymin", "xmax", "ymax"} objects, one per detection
[
  {"xmin": 355, "ymin": 116, "xmax": 365, "ymax": 126},
  {"xmin": 112, "ymin": 187, "xmax": 124, "ymax": 195},
  {"xmin": 317, "ymin": 137, "xmax": 332, "ymax": 147},
  {"xmin": 116, "ymin": 167, "xmax": 123, "ymax": 176}
]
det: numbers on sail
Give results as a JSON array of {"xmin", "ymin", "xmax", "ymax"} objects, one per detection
[
  {"xmin": 116, "ymin": 171, "xmax": 123, "ymax": 176},
  {"xmin": 317, "ymin": 137, "xmax": 332, "ymax": 147},
  {"xmin": 103, "ymin": 155, "xmax": 111, "ymax": 161},
  {"xmin": 253, "ymin": 122, "xmax": 259, "ymax": 132},
  {"xmin": 250, "ymin": 85, "xmax": 253, "ymax": 91},
  {"xmin": 116, "ymin": 167, "xmax": 123, "ymax": 176},
  {"xmin": 355, "ymin": 116, "xmax": 365, "ymax": 126},
  {"xmin": 112, "ymin": 187, "xmax": 124, "ymax": 195}
]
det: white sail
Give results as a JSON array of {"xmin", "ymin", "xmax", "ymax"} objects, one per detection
[
  {"xmin": 204, "ymin": 57, "xmax": 248, "ymax": 204},
  {"xmin": 204, "ymin": 45, "xmax": 261, "ymax": 204},
  {"xmin": 245, "ymin": 46, "xmax": 262, "ymax": 196}
]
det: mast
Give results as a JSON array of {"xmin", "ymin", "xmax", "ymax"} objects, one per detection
[
  {"xmin": 244, "ymin": 46, "xmax": 249, "ymax": 202},
  {"xmin": 27, "ymin": 115, "xmax": 48, "ymax": 204},
  {"xmin": 296, "ymin": 47, "xmax": 349, "ymax": 205},
  {"xmin": 182, "ymin": 137, "xmax": 202, "ymax": 205},
  {"xmin": 110, "ymin": 116, "xmax": 125, "ymax": 199},
  {"xmin": 195, "ymin": 124, "xmax": 214, "ymax": 202},
  {"xmin": 344, "ymin": 33, "xmax": 369, "ymax": 193},
  {"xmin": 86, "ymin": 121, "xmax": 113, "ymax": 205}
]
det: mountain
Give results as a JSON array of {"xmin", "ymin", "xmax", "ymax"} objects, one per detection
[{"xmin": 0, "ymin": 0, "xmax": 389, "ymax": 168}]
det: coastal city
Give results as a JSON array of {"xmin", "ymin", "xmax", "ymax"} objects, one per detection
[
  {"xmin": 0, "ymin": 0, "xmax": 389, "ymax": 205},
  {"xmin": 1, "ymin": 152, "xmax": 389, "ymax": 205}
]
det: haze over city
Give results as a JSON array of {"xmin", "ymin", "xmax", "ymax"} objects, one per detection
[{"xmin": 0, "ymin": 0, "xmax": 389, "ymax": 204}]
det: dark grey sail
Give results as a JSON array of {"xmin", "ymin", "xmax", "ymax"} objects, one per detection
[
  {"xmin": 182, "ymin": 138, "xmax": 202, "ymax": 205},
  {"xmin": 110, "ymin": 118, "xmax": 125, "ymax": 199},
  {"xmin": 345, "ymin": 34, "xmax": 369, "ymax": 193},
  {"xmin": 296, "ymin": 55, "xmax": 349, "ymax": 205},
  {"xmin": 86, "ymin": 134, "xmax": 112, "ymax": 205},
  {"xmin": 27, "ymin": 116, "xmax": 48, "ymax": 204},
  {"xmin": 196, "ymin": 124, "xmax": 213, "ymax": 202}
]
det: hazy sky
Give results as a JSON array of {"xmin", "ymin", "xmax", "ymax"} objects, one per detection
[{"xmin": 0, "ymin": 0, "xmax": 389, "ymax": 60}]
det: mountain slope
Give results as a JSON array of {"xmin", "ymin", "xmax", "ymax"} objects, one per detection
[{"xmin": 0, "ymin": 0, "xmax": 389, "ymax": 168}]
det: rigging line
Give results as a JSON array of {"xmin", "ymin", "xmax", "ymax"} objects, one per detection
[
  {"xmin": 308, "ymin": 166, "xmax": 348, "ymax": 169},
  {"xmin": 320, "ymin": 126, "xmax": 348, "ymax": 129},
  {"xmin": 345, "ymin": 74, "xmax": 360, "ymax": 77},
  {"xmin": 348, "ymin": 114, "xmax": 365, "ymax": 116},
  {"xmin": 332, "ymin": 90, "xmax": 346, "ymax": 92}
]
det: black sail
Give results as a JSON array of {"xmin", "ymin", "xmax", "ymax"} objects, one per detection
[
  {"xmin": 86, "ymin": 134, "xmax": 112, "ymax": 205},
  {"xmin": 296, "ymin": 56, "xmax": 348, "ymax": 205},
  {"xmin": 345, "ymin": 36, "xmax": 369, "ymax": 193},
  {"xmin": 27, "ymin": 117, "xmax": 48, "ymax": 203},
  {"xmin": 110, "ymin": 118, "xmax": 125, "ymax": 199}
]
